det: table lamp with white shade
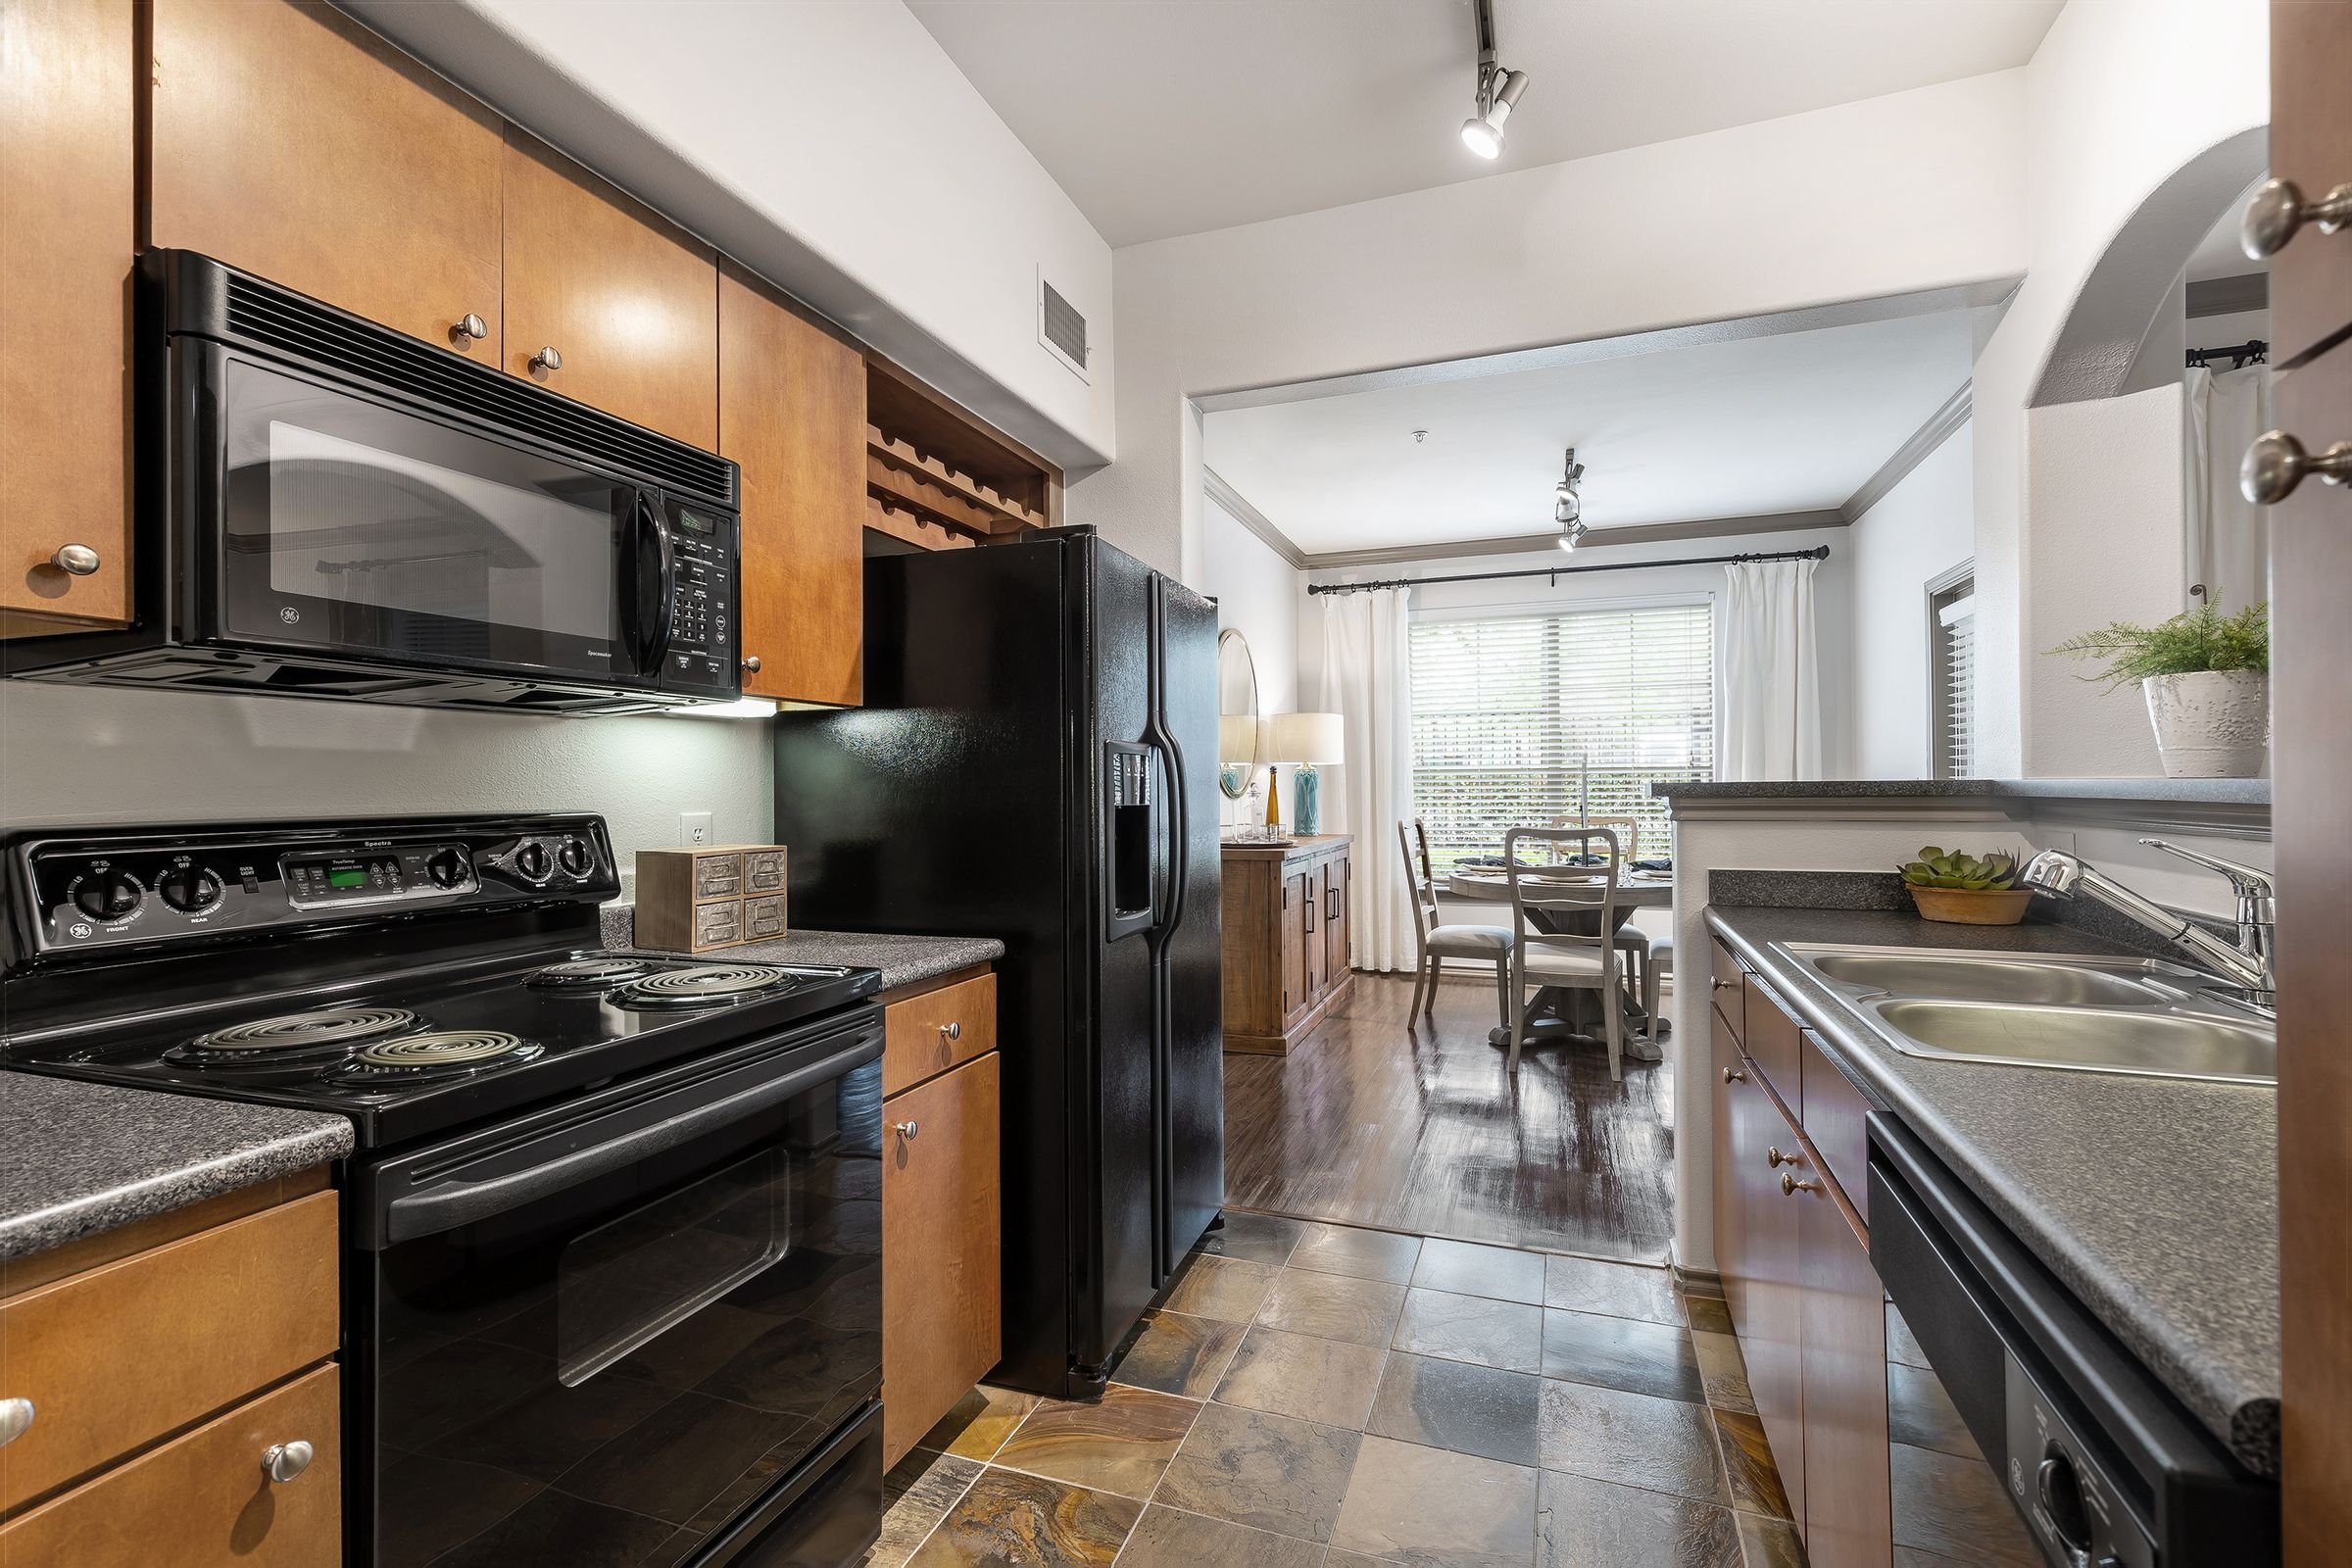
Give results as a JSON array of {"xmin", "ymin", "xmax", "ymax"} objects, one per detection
[{"xmin": 1267, "ymin": 711, "xmax": 1346, "ymax": 836}]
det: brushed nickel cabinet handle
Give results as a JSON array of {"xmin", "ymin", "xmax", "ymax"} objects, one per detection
[
  {"xmin": 262, "ymin": 1439, "xmax": 314, "ymax": 1483},
  {"xmin": 449, "ymin": 313, "xmax": 489, "ymax": 346},
  {"xmin": 1711, "ymin": 977, "xmax": 1736, "ymax": 991},
  {"xmin": 1721, "ymin": 1066, "xmax": 1745, "ymax": 1083},
  {"xmin": 0, "ymin": 1398, "xmax": 33, "ymax": 1447},
  {"xmin": 1781, "ymin": 1172, "xmax": 1821, "ymax": 1196},
  {"xmin": 893, "ymin": 1119, "xmax": 919, "ymax": 1141},
  {"xmin": 741, "ymin": 655, "xmax": 762, "ymax": 673},
  {"xmin": 2240, "ymin": 175, "xmax": 2352, "ymax": 259},
  {"xmin": 939, "ymin": 1021, "xmax": 961, "ymax": 1042},
  {"xmin": 530, "ymin": 345, "xmax": 564, "ymax": 373},
  {"xmin": 50, "ymin": 544, "xmax": 100, "ymax": 576},
  {"xmin": 2242, "ymin": 429, "xmax": 2352, "ymax": 505},
  {"xmin": 1766, "ymin": 1146, "xmax": 1799, "ymax": 1168}
]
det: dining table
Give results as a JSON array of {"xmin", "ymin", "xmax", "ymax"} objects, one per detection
[{"xmin": 1446, "ymin": 866, "xmax": 1674, "ymax": 1064}]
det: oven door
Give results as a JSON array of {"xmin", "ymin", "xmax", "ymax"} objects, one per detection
[
  {"xmin": 192, "ymin": 344, "xmax": 671, "ymax": 688},
  {"xmin": 353, "ymin": 1011, "xmax": 885, "ymax": 1568}
]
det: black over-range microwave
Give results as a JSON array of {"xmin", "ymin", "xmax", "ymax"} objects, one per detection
[{"xmin": 3, "ymin": 251, "xmax": 742, "ymax": 713}]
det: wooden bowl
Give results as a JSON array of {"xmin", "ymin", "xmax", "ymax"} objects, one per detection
[{"xmin": 1906, "ymin": 886, "xmax": 2034, "ymax": 926}]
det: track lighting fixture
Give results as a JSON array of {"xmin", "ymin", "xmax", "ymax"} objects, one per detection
[
  {"xmin": 1460, "ymin": 0, "xmax": 1530, "ymax": 160},
  {"xmin": 1554, "ymin": 447, "xmax": 1587, "ymax": 551}
]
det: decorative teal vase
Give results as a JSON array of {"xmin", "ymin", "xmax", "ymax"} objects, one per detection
[{"xmin": 1295, "ymin": 766, "xmax": 1322, "ymax": 835}]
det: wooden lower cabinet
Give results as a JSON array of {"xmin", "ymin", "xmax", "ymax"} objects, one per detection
[
  {"xmin": 1795, "ymin": 1175, "xmax": 1891, "ymax": 1568},
  {"xmin": 880, "ymin": 975, "xmax": 1003, "ymax": 1468},
  {"xmin": 1220, "ymin": 835, "xmax": 1354, "ymax": 1054},
  {"xmin": 0, "ymin": 1365, "xmax": 340, "ymax": 1568},
  {"xmin": 1725, "ymin": 1057, "xmax": 1806, "ymax": 1527}
]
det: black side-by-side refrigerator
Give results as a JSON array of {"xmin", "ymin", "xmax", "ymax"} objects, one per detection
[{"xmin": 772, "ymin": 527, "xmax": 1224, "ymax": 1399}]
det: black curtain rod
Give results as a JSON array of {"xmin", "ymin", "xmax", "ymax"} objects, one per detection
[
  {"xmin": 1305, "ymin": 544, "xmax": 1831, "ymax": 596},
  {"xmin": 2186, "ymin": 338, "xmax": 2267, "ymax": 368}
]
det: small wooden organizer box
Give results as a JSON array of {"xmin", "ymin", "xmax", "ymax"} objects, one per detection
[{"xmin": 634, "ymin": 845, "xmax": 789, "ymax": 953}]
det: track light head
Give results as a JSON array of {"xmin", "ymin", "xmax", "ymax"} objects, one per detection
[{"xmin": 1460, "ymin": 68, "xmax": 1529, "ymax": 160}]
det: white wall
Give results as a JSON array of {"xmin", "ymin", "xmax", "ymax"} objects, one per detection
[
  {"xmin": 1850, "ymin": 423, "xmax": 1976, "ymax": 777},
  {"xmin": 1967, "ymin": 0, "xmax": 2268, "ymax": 775},
  {"xmin": 0, "ymin": 683, "xmax": 771, "ymax": 872},
  {"xmin": 1200, "ymin": 497, "xmax": 1301, "ymax": 714},
  {"xmin": 342, "ymin": 0, "xmax": 1114, "ymax": 470},
  {"xmin": 2024, "ymin": 387, "xmax": 2185, "ymax": 776},
  {"xmin": 1072, "ymin": 72, "xmax": 2031, "ymax": 581}
]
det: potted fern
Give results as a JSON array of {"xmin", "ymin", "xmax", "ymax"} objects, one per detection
[
  {"xmin": 2047, "ymin": 602, "xmax": 2269, "ymax": 778},
  {"xmin": 1899, "ymin": 846, "xmax": 2032, "ymax": 925}
]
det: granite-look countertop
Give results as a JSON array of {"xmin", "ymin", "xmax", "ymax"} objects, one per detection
[
  {"xmin": 600, "ymin": 903, "xmax": 1003, "ymax": 994},
  {"xmin": 1706, "ymin": 905, "xmax": 2278, "ymax": 1475},
  {"xmin": 0, "ymin": 1073, "xmax": 353, "ymax": 1263}
]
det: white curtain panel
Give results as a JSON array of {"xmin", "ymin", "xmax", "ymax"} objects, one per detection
[
  {"xmin": 1320, "ymin": 585, "xmax": 1417, "ymax": 972},
  {"xmin": 1718, "ymin": 558, "xmax": 1824, "ymax": 782},
  {"xmin": 2182, "ymin": 365, "xmax": 2272, "ymax": 612}
]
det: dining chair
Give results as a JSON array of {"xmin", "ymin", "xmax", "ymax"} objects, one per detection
[
  {"xmin": 1547, "ymin": 812, "xmax": 1667, "ymax": 1044},
  {"xmin": 1397, "ymin": 818, "xmax": 1516, "ymax": 1028},
  {"xmin": 1502, "ymin": 825, "xmax": 1629, "ymax": 1080}
]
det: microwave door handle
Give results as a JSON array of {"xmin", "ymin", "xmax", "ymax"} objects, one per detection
[{"xmin": 634, "ymin": 494, "xmax": 676, "ymax": 673}]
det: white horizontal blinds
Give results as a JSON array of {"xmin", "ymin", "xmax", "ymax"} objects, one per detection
[
  {"xmin": 1410, "ymin": 602, "xmax": 1714, "ymax": 875},
  {"xmin": 1932, "ymin": 581, "xmax": 1976, "ymax": 779}
]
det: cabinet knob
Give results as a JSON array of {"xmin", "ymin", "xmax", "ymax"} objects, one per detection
[
  {"xmin": 2240, "ymin": 175, "xmax": 2352, "ymax": 259},
  {"xmin": 939, "ymin": 1020, "xmax": 961, "ymax": 1042},
  {"xmin": 262, "ymin": 1439, "xmax": 315, "ymax": 1483},
  {"xmin": 1780, "ymin": 1172, "xmax": 1821, "ymax": 1196},
  {"xmin": 1766, "ymin": 1146, "xmax": 1799, "ymax": 1168},
  {"xmin": 1710, "ymin": 977, "xmax": 1736, "ymax": 991},
  {"xmin": 893, "ymin": 1119, "xmax": 919, "ymax": 1141},
  {"xmin": 0, "ymin": 1398, "xmax": 33, "ymax": 1447},
  {"xmin": 530, "ymin": 345, "xmax": 564, "ymax": 373},
  {"xmin": 2242, "ymin": 429, "xmax": 2352, "ymax": 505},
  {"xmin": 449, "ymin": 313, "xmax": 489, "ymax": 346},
  {"xmin": 49, "ymin": 543, "xmax": 100, "ymax": 576},
  {"xmin": 741, "ymin": 655, "xmax": 762, "ymax": 674},
  {"xmin": 1721, "ymin": 1065, "xmax": 1746, "ymax": 1084}
]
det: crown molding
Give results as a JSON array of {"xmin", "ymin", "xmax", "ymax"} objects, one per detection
[
  {"xmin": 1202, "ymin": 467, "xmax": 1308, "ymax": 569},
  {"xmin": 1838, "ymin": 382, "xmax": 1971, "ymax": 524},
  {"xmin": 1300, "ymin": 510, "xmax": 1846, "ymax": 571}
]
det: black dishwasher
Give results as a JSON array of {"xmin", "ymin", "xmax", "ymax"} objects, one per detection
[{"xmin": 1869, "ymin": 1113, "xmax": 2277, "ymax": 1567}]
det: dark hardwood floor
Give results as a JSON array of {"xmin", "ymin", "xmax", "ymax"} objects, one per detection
[{"xmin": 1223, "ymin": 970, "xmax": 1677, "ymax": 1263}]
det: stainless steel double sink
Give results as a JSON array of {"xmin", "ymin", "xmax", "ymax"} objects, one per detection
[{"xmin": 1776, "ymin": 944, "xmax": 2277, "ymax": 1085}]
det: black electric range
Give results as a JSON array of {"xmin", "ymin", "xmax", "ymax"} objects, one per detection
[{"xmin": 0, "ymin": 814, "xmax": 890, "ymax": 1568}]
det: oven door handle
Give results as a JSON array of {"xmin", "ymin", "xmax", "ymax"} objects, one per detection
[{"xmin": 381, "ymin": 1035, "xmax": 878, "ymax": 1244}]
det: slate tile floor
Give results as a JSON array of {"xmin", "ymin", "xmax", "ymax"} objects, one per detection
[{"xmin": 866, "ymin": 1214, "xmax": 1805, "ymax": 1567}]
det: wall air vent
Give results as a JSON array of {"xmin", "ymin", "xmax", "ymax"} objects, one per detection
[{"xmin": 1039, "ymin": 274, "xmax": 1090, "ymax": 382}]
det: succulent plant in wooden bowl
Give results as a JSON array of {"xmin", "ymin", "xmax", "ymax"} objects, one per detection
[{"xmin": 1898, "ymin": 846, "xmax": 2033, "ymax": 925}]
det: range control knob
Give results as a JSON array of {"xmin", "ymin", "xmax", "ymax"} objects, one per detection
[
  {"xmin": 512, "ymin": 842, "xmax": 552, "ymax": 882},
  {"xmin": 73, "ymin": 870, "xmax": 143, "ymax": 921},
  {"xmin": 424, "ymin": 848, "xmax": 470, "ymax": 889},
  {"xmin": 2036, "ymin": 1449, "xmax": 2092, "ymax": 1555},
  {"xmin": 157, "ymin": 865, "xmax": 224, "ymax": 913},
  {"xmin": 557, "ymin": 839, "xmax": 592, "ymax": 877}
]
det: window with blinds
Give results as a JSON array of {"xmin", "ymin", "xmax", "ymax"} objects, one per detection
[
  {"xmin": 1929, "ymin": 569, "xmax": 1976, "ymax": 778},
  {"xmin": 1409, "ymin": 601, "xmax": 1714, "ymax": 875}
]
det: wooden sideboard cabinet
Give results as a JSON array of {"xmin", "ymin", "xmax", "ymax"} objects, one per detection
[
  {"xmin": 879, "ymin": 966, "xmax": 1001, "ymax": 1468},
  {"xmin": 1708, "ymin": 935, "xmax": 2039, "ymax": 1568},
  {"xmin": 1221, "ymin": 835, "xmax": 1353, "ymax": 1055},
  {"xmin": 0, "ymin": 1168, "xmax": 342, "ymax": 1566}
]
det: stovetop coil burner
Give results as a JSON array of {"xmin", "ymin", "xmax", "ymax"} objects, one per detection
[
  {"xmin": 613, "ymin": 962, "xmax": 801, "ymax": 1009},
  {"xmin": 331, "ymin": 1030, "xmax": 544, "ymax": 1082},
  {"xmin": 526, "ymin": 956, "xmax": 655, "ymax": 990},
  {"xmin": 167, "ymin": 1006, "xmax": 421, "ymax": 1067}
]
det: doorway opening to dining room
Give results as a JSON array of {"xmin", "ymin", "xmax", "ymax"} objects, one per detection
[{"xmin": 1196, "ymin": 290, "xmax": 1985, "ymax": 1268}]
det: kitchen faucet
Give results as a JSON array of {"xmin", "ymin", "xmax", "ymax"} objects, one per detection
[{"xmin": 2018, "ymin": 839, "xmax": 2276, "ymax": 1002}]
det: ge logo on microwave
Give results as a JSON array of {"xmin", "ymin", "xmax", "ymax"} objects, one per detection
[{"xmin": 280, "ymin": 606, "xmax": 300, "ymax": 624}]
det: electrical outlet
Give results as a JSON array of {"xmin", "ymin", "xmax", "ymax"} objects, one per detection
[{"xmin": 679, "ymin": 811, "xmax": 713, "ymax": 848}]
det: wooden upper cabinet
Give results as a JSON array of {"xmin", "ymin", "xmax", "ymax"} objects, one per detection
[
  {"xmin": 720, "ymin": 264, "xmax": 866, "ymax": 706},
  {"xmin": 502, "ymin": 130, "xmax": 718, "ymax": 447},
  {"xmin": 148, "ymin": 0, "xmax": 504, "ymax": 360},
  {"xmin": 1, "ymin": 0, "xmax": 135, "ymax": 630}
]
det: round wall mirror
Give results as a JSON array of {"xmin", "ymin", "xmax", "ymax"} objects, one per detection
[{"xmin": 1217, "ymin": 628, "xmax": 1262, "ymax": 800}]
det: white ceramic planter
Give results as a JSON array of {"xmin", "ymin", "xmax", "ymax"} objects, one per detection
[{"xmin": 2142, "ymin": 670, "xmax": 2269, "ymax": 778}]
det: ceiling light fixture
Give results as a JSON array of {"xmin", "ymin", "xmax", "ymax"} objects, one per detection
[
  {"xmin": 1460, "ymin": 0, "xmax": 1531, "ymax": 160},
  {"xmin": 1554, "ymin": 447, "xmax": 1588, "ymax": 552}
]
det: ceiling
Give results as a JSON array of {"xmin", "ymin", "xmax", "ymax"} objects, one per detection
[
  {"xmin": 907, "ymin": 0, "xmax": 2063, "ymax": 246},
  {"xmin": 1203, "ymin": 310, "xmax": 1978, "ymax": 558}
]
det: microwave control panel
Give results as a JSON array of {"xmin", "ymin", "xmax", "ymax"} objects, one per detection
[{"xmin": 662, "ymin": 499, "xmax": 740, "ymax": 697}]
